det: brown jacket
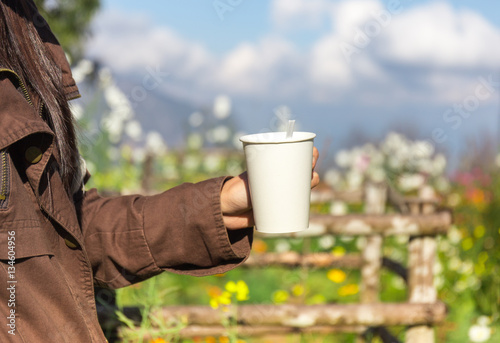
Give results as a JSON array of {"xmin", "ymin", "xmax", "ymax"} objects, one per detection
[{"xmin": 0, "ymin": 13, "xmax": 253, "ymax": 343}]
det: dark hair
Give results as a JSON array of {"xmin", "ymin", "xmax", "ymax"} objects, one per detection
[{"xmin": 0, "ymin": 0, "xmax": 78, "ymax": 194}]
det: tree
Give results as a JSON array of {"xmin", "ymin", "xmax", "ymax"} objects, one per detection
[{"xmin": 34, "ymin": 0, "xmax": 100, "ymax": 61}]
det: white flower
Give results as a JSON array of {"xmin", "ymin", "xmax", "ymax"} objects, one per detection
[
  {"xmin": 324, "ymin": 169, "xmax": 342, "ymax": 187},
  {"xmin": 432, "ymin": 154, "xmax": 447, "ymax": 175},
  {"xmin": 435, "ymin": 176, "xmax": 450, "ymax": 192},
  {"xmin": 330, "ymin": 201, "xmax": 347, "ymax": 216},
  {"xmin": 391, "ymin": 277, "xmax": 406, "ymax": 290},
  {"xmin": 102, "ymin": 116, "xmax": 123, "ymax": 143},
  {"xmin": 412, "ymin": 140, "xmax": 434, "ymax": 159},
  {"xmin": 335, "ymin": 150, "xmax": 352, "ymax": 168},
  {"xmin": 125, "ymin": 120, "xmax": 142, "ymax": 141},
  {"xmin": 382, "ymin": 132, "xmax": 406, "ymax": 154},
  {"xmin": 187, "ymin": 133, "xmax": 203, "ymax": 150},
  {"xmin": 398, "ymin": 173, "xmax": 425, "ymax": 191},
  {"xmin": 275, "ymin": 239, "xmax": 291, "ymax": 253},
  {"xmin": 418, "ymin": 185, "xmax": 436, "ymax": 200},
  {"xmin": 146, "ymin": 131, "xmax": 167, "ymax": 154},
  {"xmin": 460, "ymin": 260, "xmax": 474, "ymax": 275},
  {"xmin": 213, "ymin": 95, "xmax": 232, "ymax": 119},
  {"xmin": 477, "ymin": 316, "xmax": 492, "ymax": 326},
  {"xmin": 318, "ymin": 235, "xmax": 335, "ymax": 249},
  {"xmin": 71, "ymin": 59, "xmax": 94, "ymax": 84},
  {"xmin": 353, "ymin": 153, "xmax": 371, "ymax": 172},
  {"xmin": 189, "ymin": 112, "xmax": 204, "ymax": 127},
  {"xmin": 367, "ymin": 167, "xmax": 385, "ymax": 183},
  {"xmin": 434, "ymin": 275, "xmax": 445, "ymax": 290},
  {"xmin": 207, "ymin": 125, "xmax": 231, "ymax": 144},
  {"xmin": 356, "ymin": 237, "xmax": 367, "ymax": 250},
  {"xmin": 203, "ymin": 154, "xmax": 223, "ymax": 173},
  {"xmin": 468, "ymin": 324, "xmax": 491, "ymax": 342},
  {"xmin": 448, "ymin": 226, "xmax": 462, "ymax": 244},
  {"xmin": 346, "ymin": 170, "xmax": 363, "ymax": 190},
  {"xmin": 183, "ymin": 154, "xmax": 201, "ymax": 172},
  {"xmin": 388, "ymin": 155, "xmax": 404, "ymax": 170}
]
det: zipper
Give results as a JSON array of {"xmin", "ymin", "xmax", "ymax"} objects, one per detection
[
  {"xmin": 0, "ymin": 68, "xmax": 40, "ymax": 209},
  {"xmin": 0, "ymin": 150, "xmax": 9, "ymax": 209}
]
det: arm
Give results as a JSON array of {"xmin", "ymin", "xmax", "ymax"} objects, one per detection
[{"xmin": 76, "ymin": 176, "xmax": 253, "ymax": 289}]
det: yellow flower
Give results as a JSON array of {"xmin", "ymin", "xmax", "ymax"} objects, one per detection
[
  {"xmin": 474, "ymin": 225, "xmax": 486, "ymax": 239},
  {"xmin": 150, "ymin": 339, "xmax": 167, "ymax": 343},
  {"xmin": 210, "ymin": 298, "xmax": 219, "ymax": 309},
  {"xmin": 236, "ymin": 340, "xmax": 247, "ymax": 343},
  {"xmin": 332, "ymin": 246, "xmax": 346, "ymax": 257},
  {"xmin": 338, "ymin": 284, "xmax": 359, "ymax": 297},
  {"xmin": 327, "ymin": 269, "xmax": 347, "ymax": 283},
  {"xmin": 292, "ymin": 284, "xmax": 305, "ymax": 297},
  {"xmin": 272, "ymin": 290, "xmax": 289, "ymax": 304},
  {"xmin": 462, "ymin": 237, "xmax": 474, "ymax": 251},
  {"xmin": 225, "ymin": 281, "xmax": 237, "ymax": 293},
  {"xmin": 225, "ymin": 280, "xmax": 249, "ymax": 301},
  {"xmin": 205, "ymin": 337, "xmax": 217, "ymax": 343},
  {"xmin": 307, "ymin": 294, "xmax": 326, "ymax": 305},
  {"xmin": 235, "ymin": 280, "xmax": 250, "ymax": 301},
  {"xmin": 208, "ymin": 286, "xmax": 232, "ymax": 309},
  {"xmin": 218, "ymin": 336, "xmax": 230, "ymax": 343},
  {"xmin": 219, "ymin": 292, "xmax": 232, "ymax": 305}
]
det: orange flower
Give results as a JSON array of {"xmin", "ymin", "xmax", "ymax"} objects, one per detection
[
  {"xmin": 205, "ymin": 337, "xmax": 217, "ymax": 343},
  {"xmin": 466, "ymin": 188, "xmax": 486, "ymax": 206},
  {"xmin": 218, "ymin": 336, "xmax": 230, "ymax": 343},
  {"xmin": 150, "ymin": 338, "xmax": 167, "ymax": 343},
  {"xmin": 252, "ymin": 239, "xmax": 268, "ymax": 253},
  {"xmin": 207, "ymin": 286, "xmax": 223, "ymax": 299},
  {"xmin": 338, "ymin": 284, "xmax": 359, "ymax": 297}
]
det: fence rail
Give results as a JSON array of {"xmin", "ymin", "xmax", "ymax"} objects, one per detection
[{"xmin": 100, "ymin": 184, "xmax": 451, "ymax": 343}]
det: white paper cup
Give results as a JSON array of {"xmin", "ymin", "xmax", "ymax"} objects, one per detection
[{"xmin": 240, "ymin": 132, "xmax": 316, "ymax": 234}]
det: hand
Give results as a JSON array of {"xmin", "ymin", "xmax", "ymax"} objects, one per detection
[{"xmin": 221, "ymin": 147, "xmax": 320, "ymax": 230}]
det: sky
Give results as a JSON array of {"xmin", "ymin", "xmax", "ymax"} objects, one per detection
[{"xmin": 85, "ymin": 0, "xmax": 500, "ymax": 170}]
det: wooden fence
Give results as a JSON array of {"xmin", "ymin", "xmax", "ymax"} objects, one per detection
[{"xmin": 99, "ymin": 182, "xmax": 452, "ymax": 343}]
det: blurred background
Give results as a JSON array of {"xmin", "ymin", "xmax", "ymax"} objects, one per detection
[{"xmin": 35, "ymin": 0, "xmax": 499, "ymax": 342}]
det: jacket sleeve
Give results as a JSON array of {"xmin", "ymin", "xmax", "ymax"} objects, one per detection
[{"xmin": 75, "ymin": 176, "xmax": 253, "ymax": 289}]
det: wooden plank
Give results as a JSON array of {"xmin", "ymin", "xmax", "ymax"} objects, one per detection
[
  {"xmin": 243, "ymin": 252, "xmax": 363, "ymax": 269},
  {"xmin": 154, "ymin": 302, "xmax": 447, "ymax": 327},
  {"xmin": 274, "ymin": 211, "xmax": 452, "ymax": 237}
]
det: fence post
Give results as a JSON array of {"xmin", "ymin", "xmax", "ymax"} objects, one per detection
[
  {"xmin": 358, "ymin": 182, "xmax": 386, "ymax": 342},
  {"xmin": 406, "ymin": 200, "xmax": 437, "ymax": 343}
]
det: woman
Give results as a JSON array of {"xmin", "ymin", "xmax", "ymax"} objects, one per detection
[{"xmin": 0, "ymin": 0, "xmax": 319, "ymax": 342}]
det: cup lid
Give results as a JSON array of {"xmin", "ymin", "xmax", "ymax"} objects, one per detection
[{"xmin": 239, "ymin": 131, "xmax": 316, "ymax": 144}]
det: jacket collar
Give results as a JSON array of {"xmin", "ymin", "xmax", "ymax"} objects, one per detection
[{"xmin": 0, "ymin": 69, "xmax": 54, "ymax": 152}]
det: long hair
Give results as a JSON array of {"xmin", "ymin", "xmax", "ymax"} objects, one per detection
[{"xmin": 0, "ymin": 0, "xmax": 78, "ymax": 194}]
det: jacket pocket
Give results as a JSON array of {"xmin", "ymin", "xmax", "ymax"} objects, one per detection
[
  {"xmin": 0, "ymin": 149, "xmax": 10, "ymax": 210},
  {"xmin": 0, "ymin": 224, "xmax": 54, "ymax": 260}
]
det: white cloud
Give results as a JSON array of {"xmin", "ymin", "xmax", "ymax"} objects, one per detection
[
  {"xmin": 86, "ymin": 1, "xmax": 500, "ymax": 107},
  {"xmin": 215, "ymin": 37, "xmax": 302, "ymax": 97},
  {"xmin": 376, "ymin": 2, "xmax": 500, "ymax": 69},
  {"xmin": 87, "ymin": 10, "xmax": 213, "ymax": 76},
  {"xmin": 271, "ymin": 0, "xmax": 331, "ymax": 30}
]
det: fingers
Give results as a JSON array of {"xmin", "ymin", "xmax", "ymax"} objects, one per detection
[
  {"xmin": 311, "ymin": 171, "xmax": 320, "ymax": 189},
  {"xmin": 224, "ymin": 211, "xmax": 255, "ymax": 230},
  {"xmin": 312, "ymin": 146, "xmax": 319, "ymax": 168},
  {"xmin": 311, "ymin": 147, "xmax": 320, "ymax": 188}
]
